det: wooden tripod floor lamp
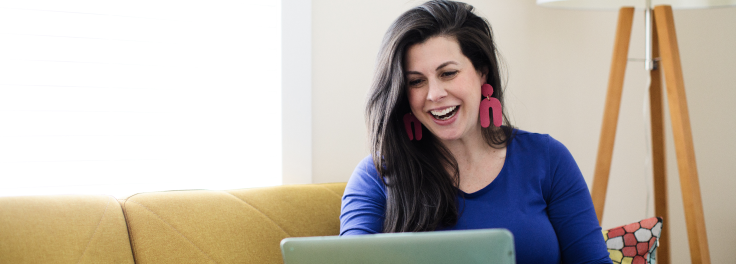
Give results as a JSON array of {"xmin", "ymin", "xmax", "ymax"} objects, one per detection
[{"xmin": 538, "ymin": 1, "xmax": 736, "ymax": 264}]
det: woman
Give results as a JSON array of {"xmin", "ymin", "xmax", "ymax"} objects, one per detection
[{"xmin": 340, "ymin": 1, "xmax": 612, "ymax": 263}]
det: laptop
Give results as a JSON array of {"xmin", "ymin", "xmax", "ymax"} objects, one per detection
[{"xmin": 280, "ymin": 228, "xmax": 516, "ymax": 264}]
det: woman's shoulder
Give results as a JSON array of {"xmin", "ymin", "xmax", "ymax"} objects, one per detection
[
  {"xmin": 353, "ymin": 155, "xmax": 380, "ymax": 178},
  {"xmin": 344, "ymin": 155, "xmax": 387, "ymax": 196},
  {"xmin": 509, "ymin": 129, "xmax": 571, "ymax": 157},
  {"xmin": 510, "ymin": 128, "xmax": 548, "ymax": 141},
  {"xmin": 510, "ymin": 129, "xmax": 553, "ymax": 147}
]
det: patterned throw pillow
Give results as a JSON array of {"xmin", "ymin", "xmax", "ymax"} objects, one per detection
[{"xmin": 602, "ymin": 217, "xmax": 663, "ymax": 264}]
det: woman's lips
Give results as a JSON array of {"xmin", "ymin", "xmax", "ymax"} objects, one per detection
[
  {"xmin": 430, "ymin": 105, "xmax": 459, "ymax": 120},
  {"xmin": 428, "ymin": 105, "xmax": 460, "ymax": 125}
]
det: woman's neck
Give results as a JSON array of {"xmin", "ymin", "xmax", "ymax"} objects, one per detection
[
  {"xmin": 439, "ymin": 127, "xmax": 494, "ymax": 165},
  {"xmin": 439, "ymin": 127, "xmax": 507, "ymax": 193}
]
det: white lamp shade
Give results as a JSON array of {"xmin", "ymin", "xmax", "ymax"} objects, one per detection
[{"xmin": 537, "ymin": 0, "xmax": 736, "ymax": 9}]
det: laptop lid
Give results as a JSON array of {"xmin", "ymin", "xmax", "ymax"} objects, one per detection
[{"xmin": 280, "ymin": 228, "xmax": 515, "ymax": 264}]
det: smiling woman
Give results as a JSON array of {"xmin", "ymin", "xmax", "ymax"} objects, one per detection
[{"xmin": 340, "ymin": 1, "xmax": 613, "ymax": 264}]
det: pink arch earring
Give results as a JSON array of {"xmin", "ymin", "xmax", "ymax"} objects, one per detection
[
  {"xmin": 479, "ymin": 84, "xmax": 503, "ymax": 128},
  {"xmin": 403, "ymin": 113, "xmax": 422, "ymax": 140}
]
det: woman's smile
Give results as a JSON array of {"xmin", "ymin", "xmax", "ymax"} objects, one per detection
[{"xmin": 429, "ymin": 105, "xmax": 459, "ymax": 121}]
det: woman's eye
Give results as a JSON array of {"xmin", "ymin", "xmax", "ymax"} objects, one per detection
[
  {"xmin": 408, "ymin": 79, "xmax": 424, "ymax": 87},
  {"xmin": 441, "ymin": 71, "xmax": 458, "ymax": 78}
]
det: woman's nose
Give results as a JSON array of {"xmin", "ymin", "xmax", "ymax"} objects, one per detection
[{"xmin": 426, "ymin": 80, "xmax": 447, "ymax": 102}]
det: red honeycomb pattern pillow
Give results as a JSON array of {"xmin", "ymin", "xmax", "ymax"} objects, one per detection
[{"xmin": 602, "ymin": 217, "xmax": 663, "ymax": 264}]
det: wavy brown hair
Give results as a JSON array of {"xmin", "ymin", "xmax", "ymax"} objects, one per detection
[{"xmin": 366, "ymin": 0, "xmax": 514, "ymax": 233}]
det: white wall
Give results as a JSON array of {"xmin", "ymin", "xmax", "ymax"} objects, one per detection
[
  {"xmin": 282, "ymin": 0, "xmax": 312, "ymax": 185},
  {"xmin": 311, "ymin": 0, "xmax": 736, "ymax": 263}
]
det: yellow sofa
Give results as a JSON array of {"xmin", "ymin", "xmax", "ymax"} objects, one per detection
[{"xmin": 0, "ymin": 182, "xmax": 346, "ymax": 264}]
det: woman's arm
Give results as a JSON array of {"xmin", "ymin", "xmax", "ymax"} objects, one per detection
[
  {"xmin": 545, "ymin": 137, "xmax": 613, "ymax": 264},
  {"xmin": 339, "ymin": 156, "xmax": 387, "ymax": 236}
]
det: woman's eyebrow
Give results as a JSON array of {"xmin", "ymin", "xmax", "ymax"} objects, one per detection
[
  {"xmin": 436, "ymin": 61, "xmax": 458, "ymax": 71},
  {"xmin": 406, "ymin": 61, "xmax": 459, "ymax": 76}
]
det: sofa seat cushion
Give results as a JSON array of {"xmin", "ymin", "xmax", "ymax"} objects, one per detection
[
  {"xmin": 0, "ymin": 195, "xmax": 135, "ymax": 264},
  {"xmin": 122, "ymin": 182, "xmax": 346, "ymax": 264}
]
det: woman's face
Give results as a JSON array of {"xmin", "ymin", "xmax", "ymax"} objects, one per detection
[{"xmin": 404, "ymin": 36, "xmax": 486, "ymax": 143}]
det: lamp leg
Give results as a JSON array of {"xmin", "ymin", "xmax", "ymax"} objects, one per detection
[
  {"xmin": 654, "ymin": 5, "xmax": 710, "ymax": 264},
  {"xmin": 591, "ymin": 6, "xmax": 635, "ymax": 224},
  {"xmin": 649, "ymin": 12, "xmax": 670, "ymax": 264}
]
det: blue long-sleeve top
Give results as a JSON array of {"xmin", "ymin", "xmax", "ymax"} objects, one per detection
[{"xmin": 340, "ymin": 130, "xmax": 612, "ymax": 264}]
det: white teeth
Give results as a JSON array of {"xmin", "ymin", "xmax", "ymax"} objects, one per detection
[
  {"xmin": 430, "ymin": 106, "xmax": 458, "ymax": 120},
  {"xmin": 430, "ymin": 106, "xmax": 457, "ymax": 116}
]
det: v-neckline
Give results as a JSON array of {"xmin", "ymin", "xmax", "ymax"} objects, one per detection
[{"xmin": 458, "ymin": 136, "xmax": 513, "ymax": 198}]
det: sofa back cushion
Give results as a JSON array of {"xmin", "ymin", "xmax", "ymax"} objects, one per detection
[
  {"xmin": 122, "ymin": 182, "xmax": 346, "ymax": 264},
  {"xmin": 0, "ymin": 195, "xmax": 135, "ymax": 264}
]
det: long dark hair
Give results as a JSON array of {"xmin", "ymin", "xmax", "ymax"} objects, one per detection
[{"xmin": 365, "ymin": 0, "xmax": 514, "ymax": 233}]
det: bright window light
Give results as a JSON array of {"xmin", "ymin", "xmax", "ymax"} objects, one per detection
[{"xmin": 0, "ymin": 0, "xmax": 282, "ymax": 198}]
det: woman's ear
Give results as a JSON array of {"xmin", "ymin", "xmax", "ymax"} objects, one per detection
[{"xmin": 478, "ymin": 66, "xmax": 489, "ymax": 82}]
